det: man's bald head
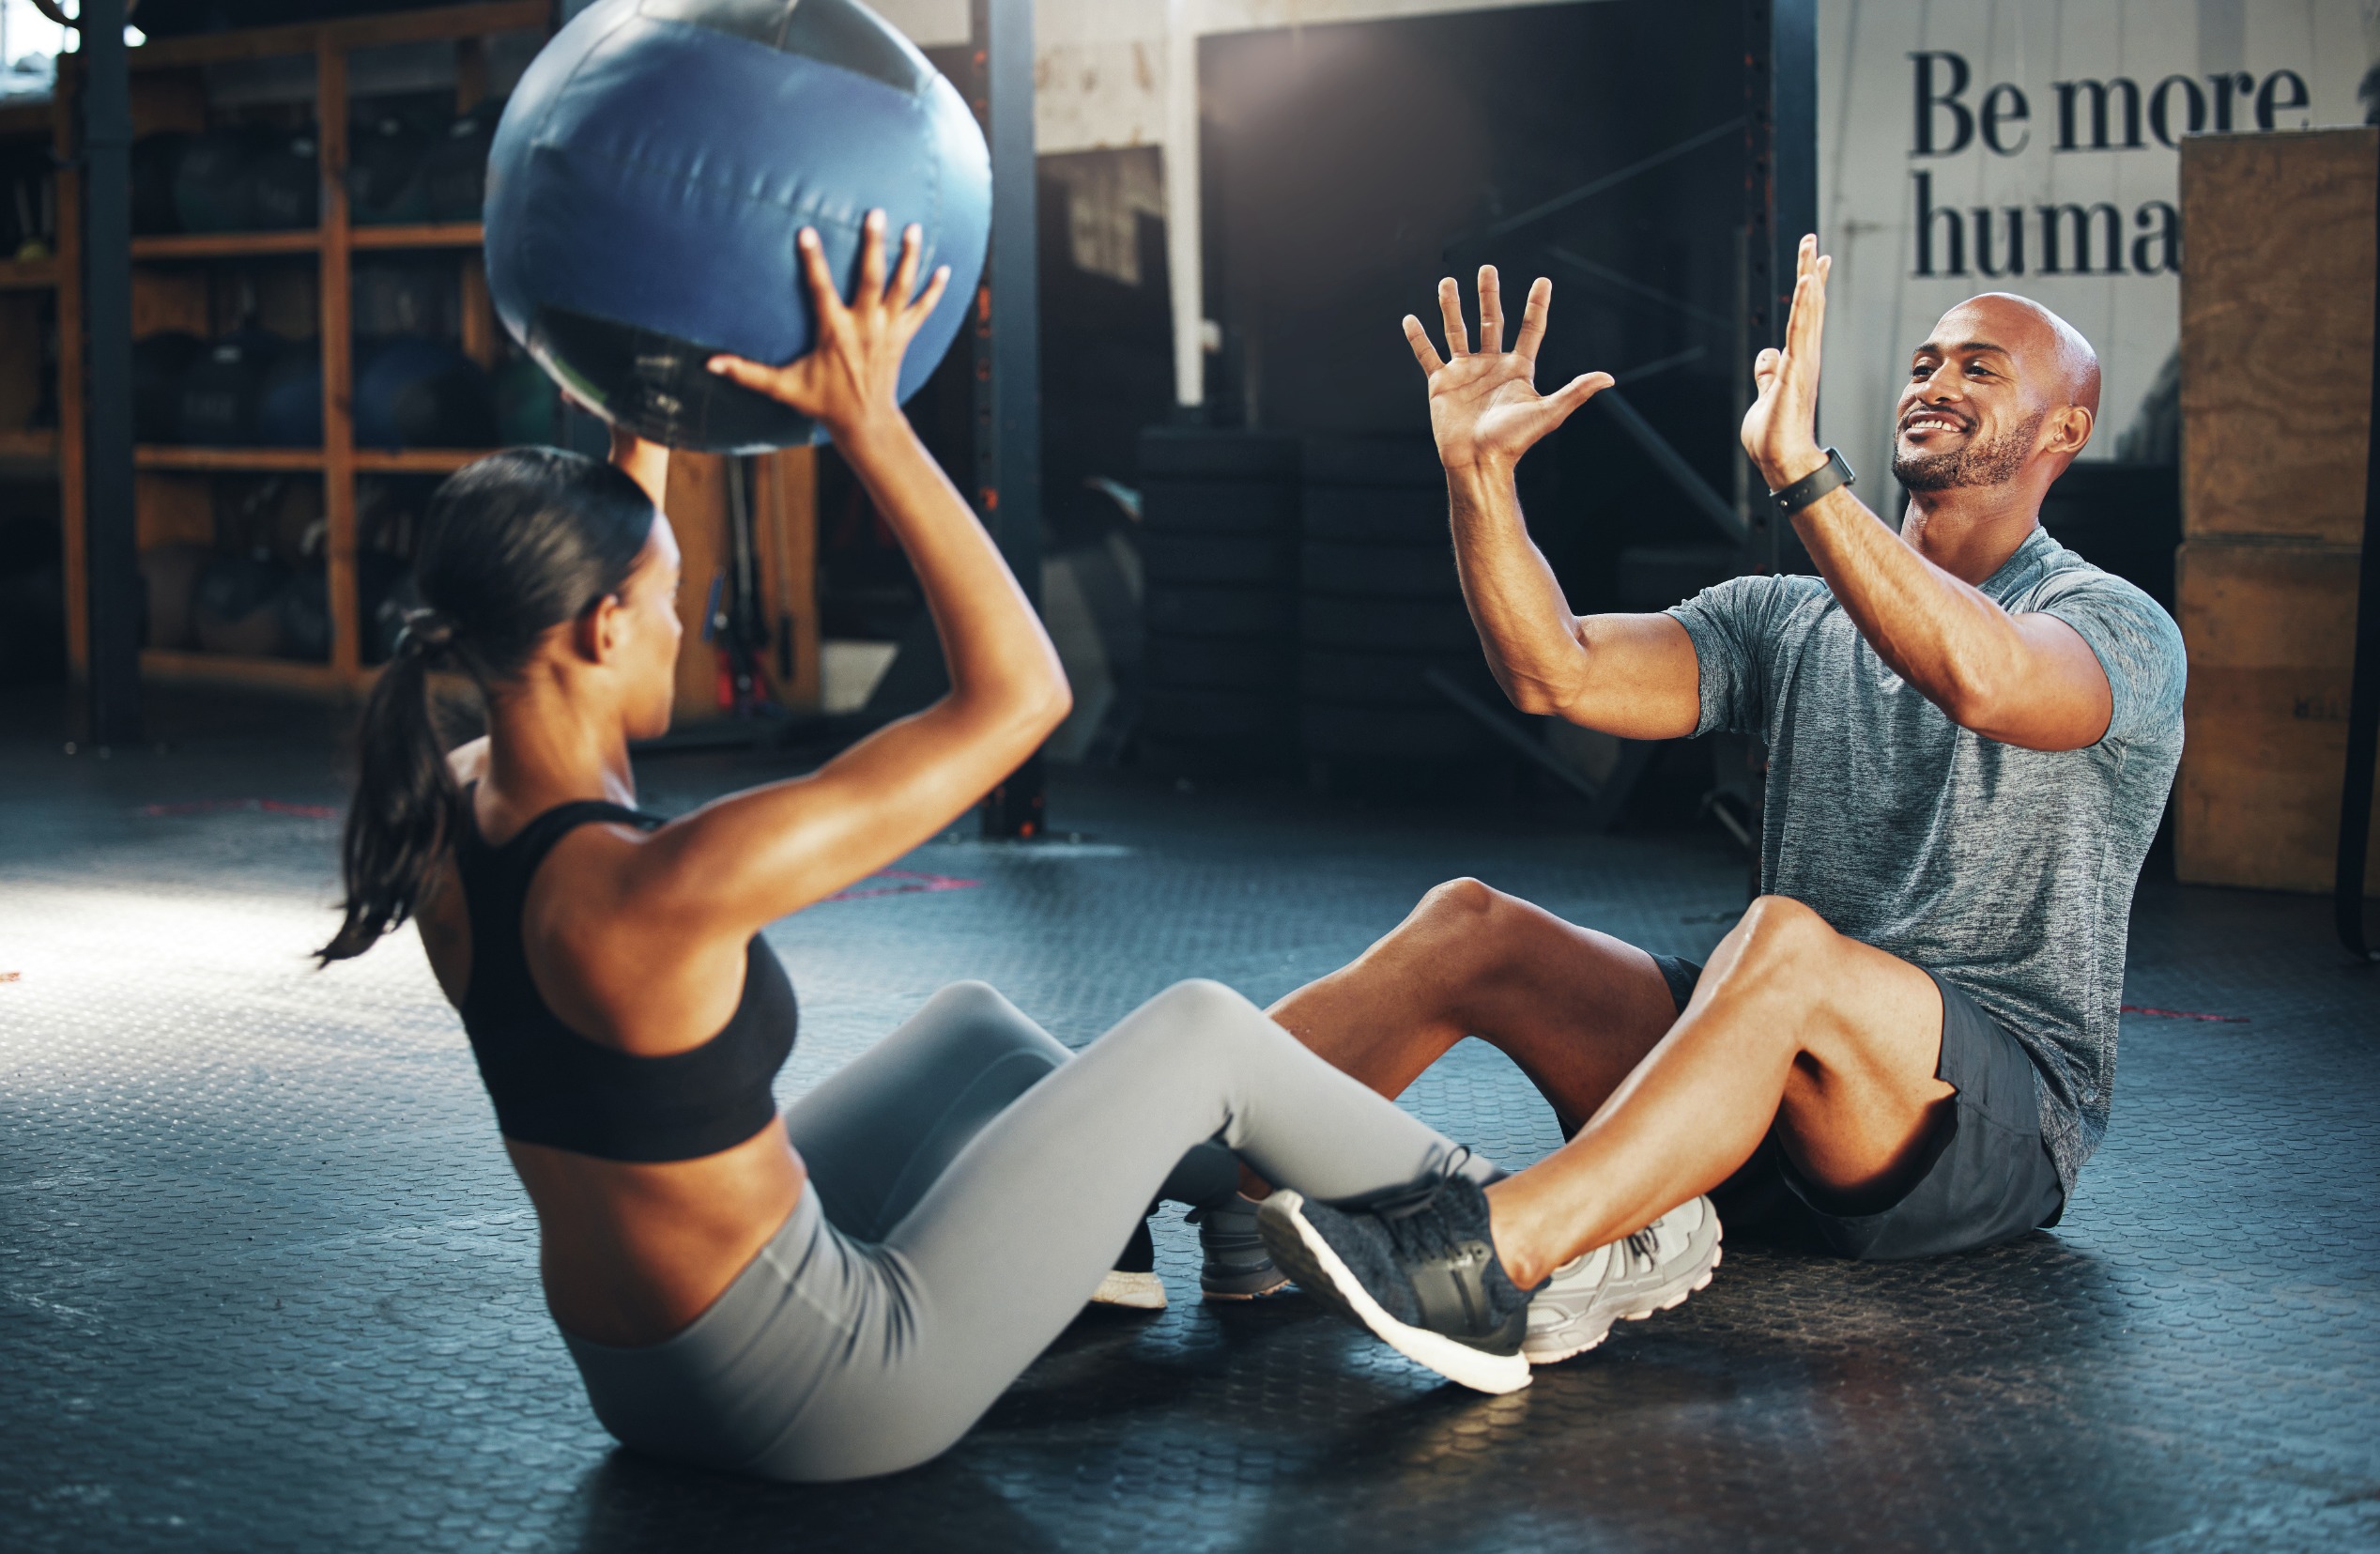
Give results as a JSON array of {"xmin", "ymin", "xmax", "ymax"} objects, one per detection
[
  {"xmin": 1942, "ymin": 293, "xmax": 2101, "ymax": 417},
  {"xmin": 1892, "ymin": 294, "xmax": 2101, "ymax": 496}
]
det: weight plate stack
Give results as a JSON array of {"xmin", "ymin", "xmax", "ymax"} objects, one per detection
[
  {"xmin": 1298, "ymin": 434, "xmax": 1498, "ymax": 768},
  {"xmin": 1135, "ymin": 427, "xmax": 1300, "ymax": 776}
]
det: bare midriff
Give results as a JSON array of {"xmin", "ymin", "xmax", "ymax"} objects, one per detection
[{"xmin": 504, "ymin": 1119, "xmax": 808, "ymax": 1348}]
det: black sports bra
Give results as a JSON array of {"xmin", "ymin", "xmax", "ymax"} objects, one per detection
[{"xmin": 452, "ymin": 792, "xmax": 796, "ymax": 1162}]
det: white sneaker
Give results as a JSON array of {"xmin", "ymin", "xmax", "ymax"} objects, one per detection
[
  {"xmin": 1088, "ymin": 1215, "xmax": 1168, "ymax": 1311},
  {"xmin": 1522, "ymin": 1195, "xmax": 1722, "ymax": 1365},
  {"xmin": 1089, "ymin": 1269, "xmax": 1168, "ymax": 1310}
]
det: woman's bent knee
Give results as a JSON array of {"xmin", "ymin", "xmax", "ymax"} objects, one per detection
[
  {"xmin": 898, "ymin": 980, "xmax": 1068, "ymax": 1070},
  {"xmin": 1106, "ymin": 979, "xmax": 1275, "ymax": 1061}
]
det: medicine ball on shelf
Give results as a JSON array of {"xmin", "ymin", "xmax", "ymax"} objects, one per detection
[
  {"xmin": 248, "ymin": 128, "xmax": 322, "ymax": 232},
  {"xmin": 348, "ymin": 113, "xmax": 436, "ymax": 226},
  {"xmin": 484, "ymin": 0, "xmax": 990, "ymax": 452},
  {"xmin": 171, "ymin": 126, "xmax": 272, "ymax": 233},
  {"xmin": 278, "ymin": 566, "xmax": 331, "ymax": 662},
  {"xmin": 179, "ymin": 331, "xmax": 286, "ymax": 447},
  {"xmin": 140, "ymin": 542, "xmax": 213, "ymax": 651},
  {"xmin": 355, "ymin": 337, "xmax": 498, "ymax": 450},
  {"xmin": 254, "ymin": 342, "xmax": 324, "ymax": 448},
  {"xmin": 1134, "ymin": 427, "xmax": 1300, "ymax": 775},
  {"xmin": 422, "ymin": 101, "xmax": 500, "ymax": 223},
  {"xmin": 132, "ymin": 331, "xmax": 209, "ymax": 444},
  {"xmin": 192, "ymin": 549, "xmax": 291, "ymax": 658}
]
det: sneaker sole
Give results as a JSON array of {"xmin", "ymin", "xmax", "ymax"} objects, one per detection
[
  {"xmin": 1259, "ymin": 1191, "xmax": 1530, "ymax": 1396},
  {"xmin": 1089, "ymin": 1270, "xmax": 1168, "ymax": 1311},
  {"xmin": 1200, "ymin": 1273, "xmax": 1293, "ymax": 1302},
  {"xmin": 1523, "ymin": 1229, "xmax": 1723, "ymax": 1366}
]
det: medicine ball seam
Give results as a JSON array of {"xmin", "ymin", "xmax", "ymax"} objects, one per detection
[{"xmin": 534, "ymin": 24, "xmax": 929, "ymax": 225}]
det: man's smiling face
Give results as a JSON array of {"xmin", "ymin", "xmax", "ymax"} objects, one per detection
[{"xmin": 1890, "ymin": 294, "xmax": 2099, "ymax": 494}]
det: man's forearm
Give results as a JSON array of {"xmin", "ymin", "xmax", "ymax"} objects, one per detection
[
  {"xmin": 1445, "ymin": 461, "xmax": 1589, "ymax": 715},
  {"xmin": 1786, "ymin": 487, "xmax": 2031, "ymax": 719}
]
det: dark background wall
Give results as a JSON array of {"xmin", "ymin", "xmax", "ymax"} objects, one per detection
[
  {"xmin": 821, "ymin": 0, "xmax": 1758, "ymax": 639},
  {"xmin": 1199, "ymin": 0, "xmax": 1752, "ymax": 609}
]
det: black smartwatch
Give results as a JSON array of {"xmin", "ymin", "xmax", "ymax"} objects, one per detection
[{"xmin": 1768, "ymin": 447, "xmax": 1855, "ymax": 516}]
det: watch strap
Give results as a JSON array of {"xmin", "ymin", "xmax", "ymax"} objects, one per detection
[{"xmin": 1770, "ymin": 447, "xmax": 1855, "ymax": 516}]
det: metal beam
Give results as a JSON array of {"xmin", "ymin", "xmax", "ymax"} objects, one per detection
[
  {"xmin": 1741, "ymin": 0, "xmax": 1818, "ymax": 577},
  {"xmin": 81, "ymin": 0, "xmax": 140, "ymax": 746},
  {"xmin": 970, "ymin": 0, "xmax": 1047, "ymax": 837},
  {"xmin": 1543, "ymin": 246, "xmax": 1732, "ymax": 331},
  {"xmin": 1425, "ymin": 669, "xmax": 1656, "ymax": 833},
  {"xmin": 1450, "ymin": 116, "xmax": 1746, "ymax": 257},
  {"xmin": 1596, "ymin": 389, "xmax": 1748, "ymax": 546}
]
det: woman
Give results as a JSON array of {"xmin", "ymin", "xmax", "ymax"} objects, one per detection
[{"xmin": 322, "ymin": 213, "xmax": 1662, "ymax": 1485}]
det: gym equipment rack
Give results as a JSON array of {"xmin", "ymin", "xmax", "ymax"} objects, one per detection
[{"xmin": 48, "ymin": 2, "xmax": 822, "ymax": 720}]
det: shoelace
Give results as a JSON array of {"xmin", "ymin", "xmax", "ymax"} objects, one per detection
[{"xmin": 1356, "ymin": 1146, "xmax": 1479, "ymax": 1270}]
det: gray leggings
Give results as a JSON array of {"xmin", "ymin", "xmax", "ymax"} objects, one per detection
[{"xmin": 561, "ymin": 979, "xmax": 1486, "ymax": 1482}]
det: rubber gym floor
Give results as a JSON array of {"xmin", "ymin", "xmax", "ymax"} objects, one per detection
[{"xmin": 1, "ymin": 689, "xmax": 2375, "ymax": 1554}]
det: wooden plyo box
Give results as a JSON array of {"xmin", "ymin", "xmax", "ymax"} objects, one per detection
[
  {"xmin": 2175, "ymin": 541, "xmax": 2378, "ymax": 892},
  {"xmin": 2180, "ymin": 128, "xmax": 2376, "ymax": 547},
  {"xmin": 2176, "ymin": 129, "xmax": 2378, "ymax": 893}
]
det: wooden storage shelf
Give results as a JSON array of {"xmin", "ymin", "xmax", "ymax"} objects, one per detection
[
  {"xmin": 0, "ymin": 428, "xmax": 58, "ymax": 463},
  {"xmin": 136, "ymin": 446, "xmax": 497, "ymax": 474},
  {"xmin": 131, "ymin": 230, "xmax": 320, "ymax": 261},
  {"xmin": 140, "ymin": 649, "xmax": 355, "ymax": 694},
  {"xmin": 137, "ymin": 445, "xmax": 326, "ymax": 472},
  {"xmin": 0, "ymin": 256, "xmax": 58, "ymax": 290},
  {"xmin": 130, "ymin": 223, "xmax": 486, "ymax": 262},
  {"xmin": 354, "ymin": 448, "xmax": 498, "ymax": 473},
  {"xmin": 352, "ymin": 223, "xmax": 485, "ymax": 252},
  {"xmin": 50, "ymin": 4, "xmax": 561, "ymax": 702},
  {"xmin": 60, "ymin": 2, "xmax": 821, "ymax": 718}
]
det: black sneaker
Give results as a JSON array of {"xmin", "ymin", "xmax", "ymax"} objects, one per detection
[
  {"xmin": 1188, "ymin": 1194, "xmax": 1291, "ymax": 1300},
  {"xmin": 1089, "ymin": 1215, "xmax": 1167, "ymax": 1311},
  {"xmin": 1256, "ymin": 1168, "xmax": 1534, "ymax": 1394}
]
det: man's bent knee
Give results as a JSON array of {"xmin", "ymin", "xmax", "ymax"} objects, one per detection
[
  {"xmin": 1415, "ymin": 876, "xmax": 1502, "ymax": 923},
  {"xmin": 1730, "ymin": 896, "xmax": 1832, "ymax": 964},
  {"xmin": 1709, "ymin": 896, "xmax": 1848, "ymax": 1010}
]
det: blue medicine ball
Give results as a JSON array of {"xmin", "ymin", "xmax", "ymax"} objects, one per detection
[{"xmin": 484, "ymin": 0, "xmax": 990, "ymax": 453}]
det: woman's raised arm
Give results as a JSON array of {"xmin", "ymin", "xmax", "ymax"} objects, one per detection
[{"xmin": 616, "ymin": 213, "xmax": 1067, "ymax": 942}]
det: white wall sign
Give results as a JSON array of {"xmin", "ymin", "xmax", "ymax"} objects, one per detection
[{"xmin": 1818, "ymin": 0, "xmax": 2374, "ymax": 497}]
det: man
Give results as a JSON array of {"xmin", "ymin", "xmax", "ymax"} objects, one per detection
[{"xmin": 1231, "ymin": 238, "xmax": 2187, "ymax": 1382}]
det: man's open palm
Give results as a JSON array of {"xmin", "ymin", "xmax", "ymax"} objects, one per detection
[{"xmin": 1405, "ymin": 269, "xmax": 1613, "ymax": 470}]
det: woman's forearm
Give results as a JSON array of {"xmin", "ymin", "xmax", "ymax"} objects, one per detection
[
  {"xmin": 836, "ymin": 411, "xmax": 1067, "ymax": 722},
  {"xmin": 609, "ymin": 428, "xmax": 670, "ymax": 509}
]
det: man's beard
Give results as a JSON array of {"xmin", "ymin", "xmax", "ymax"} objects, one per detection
[{"xmin": 1891, "ymin": 410, "xmax": 2044, "ymax": 492}]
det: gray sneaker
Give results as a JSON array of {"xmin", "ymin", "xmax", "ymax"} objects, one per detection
[
  {"xmin": 1522, "ymin": 1195, "xmax": 1722, "ymax": 1365},
  {"xmin": 1189, "ymin": 1194, "xmax": 1291, "ymax": 1300}
]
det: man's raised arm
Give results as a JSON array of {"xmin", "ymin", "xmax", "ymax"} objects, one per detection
[
  {"xmin": 1411, "ymin": 269, "xmax": 1701, "ymax": 742},
  {"xmin": 1740, "ymin": 238, "xmax": 2112, "ymax": 752}
]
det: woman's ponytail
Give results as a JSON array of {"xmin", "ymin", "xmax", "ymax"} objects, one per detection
[
  {"xmin": 318, "ymin": 448, "xmax": 655, "ymax": 965},
  {"xmin": 319, "ymin": 610, "xmax": 466, "ymax": 963}
]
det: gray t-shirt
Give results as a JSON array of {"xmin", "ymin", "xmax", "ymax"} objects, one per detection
[{"xmin": 1667, "ymin": 527, "xmax": 2188, "ymax": 1192}]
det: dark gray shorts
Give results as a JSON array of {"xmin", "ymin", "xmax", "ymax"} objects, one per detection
[{"xmin": 1651, "ymin": 954, "xmax": 2065, "ymax": 1261}]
